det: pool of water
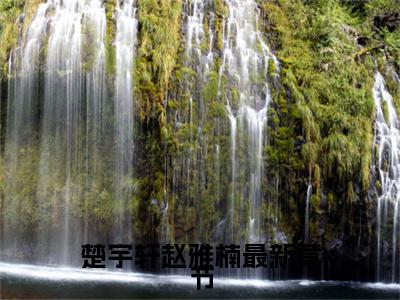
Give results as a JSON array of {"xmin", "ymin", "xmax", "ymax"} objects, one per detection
[{"xmin": 1, "ymin": 262, "xmax": 399, "ymax": 298}]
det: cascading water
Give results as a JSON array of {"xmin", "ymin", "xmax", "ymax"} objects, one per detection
[
  {"xmin": 372, "ymin": 71, "xmax": 400, "ymax": 282},
  {"xmin": 36, "ymin": 0, "xmax": 109, "ymax": 265},
  {"xmin": 218, "ymin": 0, "xmax": 277, "ymax": 244},
  {"xmin": 185, "ymin": 0, "xmax": 214, "ymax": 75},
  {"xmin": 168, "ymin": 0, "xmax": 278, "ymax": 252},
  {"xmin": 2, "ymin": 1, "xmax": 51, "ymax": 263},
  {"xmin": 2, "ymin": 0, "xmax": 138, "ymax": 266},
  {"xmin": 304, "ymin": 183, "xmax": 312, "ymax": 242},
  {"xmin": 166, "ymin": 0, "xmax": 216, "ymax": 244},
  {"xmin": 114, "ymin": 0, "xmax": 137, "ymax": 243},
  {"xmin": 1, "ymin": 0, "xmax": 400, "ymax": 294}
]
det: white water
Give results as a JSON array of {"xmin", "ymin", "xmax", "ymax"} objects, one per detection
[
  {"xmin": 372, "ymin": 72, "xmax": 400, "ymax": 282},
  {"xmin": 3, "ymin": 0, "xmax": 138, "ymax": 265},
  {"xmin": 167, "ymin": 0, "xmax": 278, "ymax": 247},
  {"xmin": 0, "ymin": 262, "xmax": 278, "ymax": 287},
  {"xmin": 185, "ymin": 0, "xmax": 214, "ymax": 242},
  {"xmin": 1, "ymin": 262, "xmax": 399, "ymax": 294},
  {"xmin": 219, "ymin": 0, "xmax": 277, "ymax": 244},
  {"xmin": 165, "ymin": 0, "xmax": 216, "ymax": 244},
  {"xmin": 304, "ymin": 184, "xmax": 312, "ymax": 241},
  {"xmin": 114, "ymin": 0, "xmax": 138, "ymax": 243},
  {"xmin": 185, "ymin": 0, "xmax": 214, "ymax": 76},
  {"xmin": 36, "ymin": 0, "xmax": 108, "ymax": 265},
  {"xmin": 393, "ymin": 200, "xmax": 399, "ymax": 282},
  {"xmin": 3, "ymin": 2, "xmax": 50, "ymax": 260}
]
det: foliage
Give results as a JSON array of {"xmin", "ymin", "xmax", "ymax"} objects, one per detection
[{"xmin": 1, "ymin": 0, "xmax": 400, "ymax": 252}]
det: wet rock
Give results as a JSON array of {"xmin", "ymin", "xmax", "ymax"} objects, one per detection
[
  {"xmin": 355, "ymin": 245, "xmax": 370, "ymax": 260},
  {"xmin": 381, "ymin": 240, "xmax": 390, "ymax": 257},
  {"xmin": 18, "ymin": 13, "xmax": 25, "ymax": 24},
  {"xmin": 374, "ymin": 12, "xmax": 400, "ymax": 32},
  {"xmin": 356, "ymin": 36, "xmax": 369, "ymax": 46},
  {"xmin": 259, "ymin": 234, "xmax": 268, "ymax": 244},
  {"xmin": 160, "ymin": 200, "xmax": 167, "ymax": 212},
  {"xmin": 328, "ymin": 238, "xmax": 343, "ymax": 251},
  {"xmin": 294, "ymin": 136, "xmax": 304, "ymax": 152},
  {"xmin": 274, "ymin": 231, "xmax": 288, "ymax": 244},
  {"xmin": 211, "ymin": 219, "xmax": 225, "ymax": 242}
]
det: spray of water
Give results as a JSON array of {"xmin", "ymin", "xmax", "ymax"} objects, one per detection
[{"xmin": 372, "ymin": 71, "xmax": 400, "ymax": 282}]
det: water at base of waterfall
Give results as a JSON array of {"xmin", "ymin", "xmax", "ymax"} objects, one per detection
[{"xmin": 1, "ymin": 262, "xmax": 399, "ymax": 299}]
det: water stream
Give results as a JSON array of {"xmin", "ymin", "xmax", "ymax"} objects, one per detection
[
  {"xmin": 372, "ymin": 71, "xmax": 400, "ymax": 282},
  {"xmin": 218, "ymin": 0, "xmax": 277, "ymax": 244},
  {"xmin": 2, "ymin": 0, "xmax": 138, "ymax": 265}
]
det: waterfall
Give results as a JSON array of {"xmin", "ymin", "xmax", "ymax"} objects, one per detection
[
  {"xmin": 372, "ymin": 71, "xmax": 400, "ymax": 282},
  {"xmin": 304, "ymin": 183, "xmax": 312, "ymax": 242},
  {"xmin": 393, "ymin": 200, "xmax": 399, "ymax": 282},
  {"xmin": 2, "ymin": 0, "xmax": 400, "ymax": 289},
  {"xmin": 2, "ymin": 0, "xmax": 137, "ymax": 265},
  {"xmin": 169, "ymin": 0, "xmax": 278, "ymax": 246},
  {"xmin": 2, "ymin": 2, "xmax": 50, "ymax": 262},
  {"xmin": 218, "ymin": 0, "xmax": 277, "ymax": 244},
  {"xmin": 37, "ymin": 0, "xmax": 109, "ymax": 265},
  {"xmin": 185, "ymin": 0, "xmax": 213, "ymax": 74},
  {"xmin": 114, "ymin": 0, "xmax": 137, "ymax": 243},
  {"xmin": 166, "ymin": 0, "xmax": 216, "ymax": 244}
]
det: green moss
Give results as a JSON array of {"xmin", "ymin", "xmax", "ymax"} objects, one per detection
[
  {"xmin": 136, "ymin": 0, "xmax": 182, "ymax": 119},
  {"xmin": 261, "ymin": 0, "xmax": 376, "ymax": 189},
  {"xmin": 1, "ymin": 0, "xmax": 400, "ymax": 251},
  {"xmin": 255, "ymin": 0, "xmax": 398, "ymax": 244},
  {"xmin": 134, "ymin": 0, "xmax": 183, "ymax": 242},
  {"xmin": 0, "ymin": 0, "xmax": 24, "ymax": 79},
  {"xmin": 213, "ymin": 0, "xmax": 226, "ymax": 51},
  {"xmin": 0, "ymin": 0, "xmax": 45, "ymax": 80},
  {"xmin": 104, "ymin": 0, "xmax": 116, "ymax": 88},
  {"xmin": 268, "ymin": 59, "xmax": 276, "ymax": 79},
  {"xmin": 82, "ymin": 22, "xmax": 97, "ymax": 72},
  {"xmin": 202, "ymin": 71, "xmax": 219, "ymax": 104}
]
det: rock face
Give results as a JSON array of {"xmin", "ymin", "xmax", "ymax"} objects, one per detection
[
  {"xmin": 374, "ymin": 12, "xmax": 400, "ymax": 32},
  {"xmin": 1, "ymin": 0, "xmax": 400, "ymax": 284}
]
